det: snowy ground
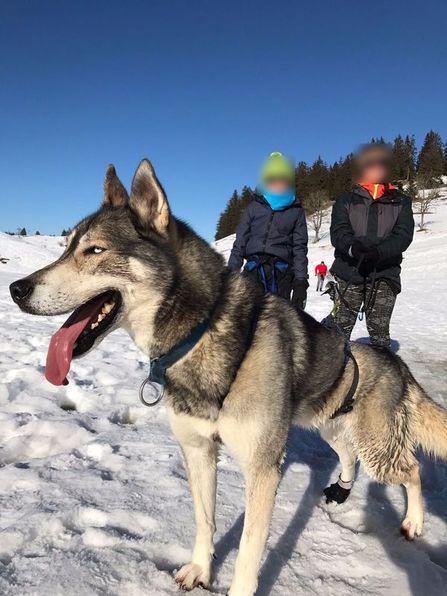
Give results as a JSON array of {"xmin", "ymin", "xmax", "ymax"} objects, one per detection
[{"xmin": 1, "ymin": 198, "xmax": 447, "ymax": 595}]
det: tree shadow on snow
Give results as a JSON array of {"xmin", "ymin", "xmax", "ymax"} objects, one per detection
[{"xmin": 213, "ymin": 427, "xmax": 337, "ymax": 595}]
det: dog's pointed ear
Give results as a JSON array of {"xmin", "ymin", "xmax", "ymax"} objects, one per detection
[
  {"xmin": 129, "ymin": 159, "xmax": 170, "ymax": 236},
  {"xmin": 103, "ymin": 165, "xmax": 129, "ymax": 207}
]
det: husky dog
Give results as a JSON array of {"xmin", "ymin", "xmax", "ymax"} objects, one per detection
[{"xmin": 10, "ymin": 160, "xmax": 447, "ymax": 596}]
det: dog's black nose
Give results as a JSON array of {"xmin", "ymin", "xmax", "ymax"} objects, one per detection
[{"xmin": 10, "ymin": 279, "xmax": 33, "ymax": 303}]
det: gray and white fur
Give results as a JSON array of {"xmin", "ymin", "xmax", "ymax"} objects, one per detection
[{"xmin": 10, "ymin": 160, "xmax": 447, "ymax": 596}]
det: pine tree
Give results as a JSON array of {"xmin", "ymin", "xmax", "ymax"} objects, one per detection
[
  {"xmin": 417, "ymin": 130, "xmax": 444, "ymax": 183},
  {"xmin": 19, "ymin": 227, "xmax": 27, "ymax": 236},
  {"xmin": 328, "ymin": 154, "xmax": 354, "ymax": 198},
  {"xmin": 295, "ymin": 161, "xmax": 310, "ymax": 199},
  {"xmin": 35, "ymin": 230, "xmax": 41, "ymax": 235},
  {"xmin": 215, "ymin": 190, "xmax": 240, "ymax": 240},
  {"xmin": 308, "ymin": 157, "xmax": 329, "ymax": 194},
  {"xmin": 403, "ymin": 135, "xmax": 417, "ymax": 181},
  {"xmin": 239, "ymin": 186, "xmax": 252, "ymax": 211},
  {"xmin": 392, "ymin": 135, "xmax": 407, "ymax": 181}
]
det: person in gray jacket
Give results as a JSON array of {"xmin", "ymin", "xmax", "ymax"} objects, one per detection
[
  {"xmin": 330, "ymin": 143, "xmax": 414, "ymax": 348},
  {"xmin": 228, "ymin": 152, "xmax": 309, "ymax": 308}
]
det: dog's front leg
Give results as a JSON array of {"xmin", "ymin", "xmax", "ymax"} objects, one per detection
[
  {"xmin": 170, "ymin": 412, "xmax": 218, "ymax": 591},
  {"xmin": 228, "ymin": 464, "xmax": 280, "ymax": 596}
]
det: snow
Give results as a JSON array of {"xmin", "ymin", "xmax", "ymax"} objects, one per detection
[{"xmin": 1, "ymin": 196, "xmax": 447, "ymax": 595}]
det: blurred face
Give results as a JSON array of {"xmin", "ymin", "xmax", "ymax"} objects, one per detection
[
  {"xmin": 264, "ymin": 178, "xmax": 290, "ymax": 193},
  {"xmin": 359, "ymin": 161, "xmax": 390, "ymax": 184}
]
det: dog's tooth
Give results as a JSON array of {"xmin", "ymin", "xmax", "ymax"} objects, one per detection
[
  {"xmin": 103, "ymin": 301, "xmax": 114, "ymax": 313},
  {"xmin": 91, "ymin": 322, "xmax": 99, "ymax": 329},
  {"xmin": 97, "ymin": 313, "xmax": 105, "ymax": 322}
]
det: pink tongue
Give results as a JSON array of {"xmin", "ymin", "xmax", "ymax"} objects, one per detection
[{"xmin": 45, "ymin": 295, "xmax": 106, "ymax": 386}]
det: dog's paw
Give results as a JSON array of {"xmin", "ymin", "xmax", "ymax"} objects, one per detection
[
  {"xmin": 175, "ymin": 563, "xmax": 210, "ymax": 591},
  {"xmin": 323, "ymin": 482, "xmax": 351, "ymax": 504},
  {"xmin": 400, "ymin": 516, "xmax": 423, "ymax": 540}
]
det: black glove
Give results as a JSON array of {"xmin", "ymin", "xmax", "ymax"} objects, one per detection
[
  {"xmin": 351, "ymin": 239, "xmax": 380, "ymax": 264},
  {"xmin": 362, "ymin": 245, "xmax": 380, "ymax": 263},
  {"xmin": 292, "ymin": 279, "xmax": 308, "ymax": 309}
]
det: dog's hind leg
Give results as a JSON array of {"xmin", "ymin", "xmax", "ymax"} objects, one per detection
[
  {"xmin": 320, "ymin": 425, "xmax": 356, "ymax": 504},
  {"xmin": 169, "ymin": 412, "xmax": 218, "ymax": 591},
  {"xmin": 401, "ymin": 465, "xmax": 424, "ymax": 540}
]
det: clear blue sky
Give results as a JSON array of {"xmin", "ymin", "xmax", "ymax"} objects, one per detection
[{"xmin": 1, "ymin": 0, "xmax": 446, "ymax": 239}]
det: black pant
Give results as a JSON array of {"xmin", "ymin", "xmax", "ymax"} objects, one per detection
[
  {"xmin": 244, "ymin": 258, "xmax": 293, "ymax": 300},
  {"xmin": 333, "ymin": 278, "xmax": 397, "ymax": 348}
]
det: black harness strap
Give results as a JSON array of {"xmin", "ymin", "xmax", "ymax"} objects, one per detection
[
  {"xmin": 330, "ymin": 348, "xmax": 360, "ymax": 419},
  {"xmin": 319, "ymin": 313, "xmax": 360, "ymax": 419},
  {"xmin": 148, "ymin": 317, "xmax": 211, "ymax": 386}
]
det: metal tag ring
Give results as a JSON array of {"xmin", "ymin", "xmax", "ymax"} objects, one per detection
[{"xmin": 139, "ymin": 378, "xmax": 164, "ymax": 407}]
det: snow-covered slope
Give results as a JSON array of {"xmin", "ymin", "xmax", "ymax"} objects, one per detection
[
  {"xmin": 0, "ymin": 233, "xmax": 65, "ymax": 274},
  {"xmin": 0, "ymin": 197, "xmax": 446, "ymax": 595}
]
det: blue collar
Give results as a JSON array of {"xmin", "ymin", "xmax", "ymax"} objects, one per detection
[{"xmin": 148, "ymin": 317, "xmax": 210, "ymax": 386}]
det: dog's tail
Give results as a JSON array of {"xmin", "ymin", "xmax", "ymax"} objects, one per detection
[{"xmin": 414, "ymin": 387, "xmax": 447, "ymax": 460}]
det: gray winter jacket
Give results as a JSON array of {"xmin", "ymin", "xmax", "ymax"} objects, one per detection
[{"xmin": 330, "ymin": 185, "xmax": 414, "ymax": 292}]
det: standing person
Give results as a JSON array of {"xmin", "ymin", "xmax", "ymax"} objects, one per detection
[
  {"xmin": 315, "ymin": 260, "xmax": 327, "ymax": 292},
  {"xmin": 329, "ymin": 143, "xmax": 414, "ymax": 348},
  {"xmin": 228, "ymin": 152, "xmax": 309, "ymax": 308}
]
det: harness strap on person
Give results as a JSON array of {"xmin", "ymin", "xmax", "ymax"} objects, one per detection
[{"xmin": 245, "ymin": 256, "xmax": 288, "ymax": 295}]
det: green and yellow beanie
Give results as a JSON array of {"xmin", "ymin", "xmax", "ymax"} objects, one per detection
[{"xmin": 261, "ymin": 152, "xmax": 295, "ymax": 186}]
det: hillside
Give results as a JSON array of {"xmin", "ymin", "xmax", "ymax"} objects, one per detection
[{"xmin": 0, "ymin": 197, "xmax": 446, "ymax": 595}]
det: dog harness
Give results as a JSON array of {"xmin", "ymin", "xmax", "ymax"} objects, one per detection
[
  {"xmin": 330, "ymin": 343, "xmax": 359, "ymax": 419},
  {"xmin": 139, "ymin": 317, "xmax": 211, "ymax": 406},
  {"xmin": 319, "ymin": 313, "xmax": 360, "ymax": 419},
  {"xmin": 139, "ymin": 302, "xmax": 262, "ymax": 407}
]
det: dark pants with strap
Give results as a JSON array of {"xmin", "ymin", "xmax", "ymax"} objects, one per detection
[
  {"xmin": 244, "ymin": 255, "xmax": 293, "ymax": 300},
  {"xmin": 333, "ymin": 277, "xmax": 397, "ymax": 348}
]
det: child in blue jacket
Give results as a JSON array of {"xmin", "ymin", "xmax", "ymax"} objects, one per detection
[{"xmin": 228, "ymin": 152, "xmax": 309, "ymax": 308}]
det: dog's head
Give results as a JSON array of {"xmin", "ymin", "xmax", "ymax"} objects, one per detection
[{"xmin": 10, "ymin": 159, "xmax": 178, "ymax": 385}]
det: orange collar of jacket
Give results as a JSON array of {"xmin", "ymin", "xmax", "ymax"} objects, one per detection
[{"xmin": 359, "ymin": 182, "xmax": 396, "ymax": 200}]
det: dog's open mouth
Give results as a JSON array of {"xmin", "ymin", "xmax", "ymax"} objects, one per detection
[{"xmin": 45, "ymin": 290, "xmax": 122, "ymax": 386}]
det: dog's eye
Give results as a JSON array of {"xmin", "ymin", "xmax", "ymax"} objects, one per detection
[{"xmin": 84, "ymin": 246, "xmax": 106, "ymax": 255}]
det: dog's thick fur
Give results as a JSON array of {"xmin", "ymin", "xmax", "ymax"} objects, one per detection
[{"xmin": 12, "ymin": 160, "xmax": 447, "ymax": 596}]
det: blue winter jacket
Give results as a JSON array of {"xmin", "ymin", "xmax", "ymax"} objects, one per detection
[{"xmin": 228, "ymin": 193, "xmax": 308, "ymax": 280}]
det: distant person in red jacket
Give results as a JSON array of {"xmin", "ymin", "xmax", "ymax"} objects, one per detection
[{"xmin": 315, "ymin": 261, "xmax": 328, "ymax": 291}]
